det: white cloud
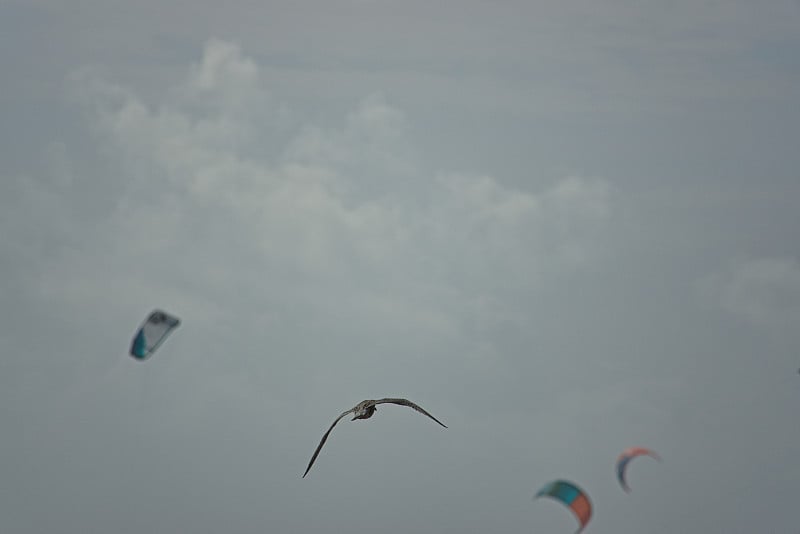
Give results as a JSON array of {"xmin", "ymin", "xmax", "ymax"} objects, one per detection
[
  {"xmin": 702, "ymin": 257, "xmax": 800, "ymax": 327},
  {"xmin": 189, "ymin": 38, "xmax": 258, "ymax": 92},
  {"xmin": 8, "ymin": 39, "xmax": 610, "ymax": 364}
]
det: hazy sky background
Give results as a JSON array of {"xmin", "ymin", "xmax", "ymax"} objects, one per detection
[{"xmin": 2, "ymin": 1, "xmax": 800, "ymax": 533}]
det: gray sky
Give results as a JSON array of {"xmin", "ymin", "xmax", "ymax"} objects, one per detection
[{"xmin": 2, "ymin": 1, "xmax": 800, "ymax": 532}]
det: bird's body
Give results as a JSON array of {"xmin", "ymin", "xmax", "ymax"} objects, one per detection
[
  {"xmin": 302, "ymin": 397, "xmax": 447, "ymax": 478},
  {"xmin": 351, "ymin": 399, "xmax": 378, "ymax": 420}
]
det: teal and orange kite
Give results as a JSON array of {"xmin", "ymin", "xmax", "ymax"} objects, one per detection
[{"xmin": 534, "ymin": 479, "xmax": 592, "ymax": 533}]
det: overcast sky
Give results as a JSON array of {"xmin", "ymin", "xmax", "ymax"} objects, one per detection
[{"xmin": 2, "ymin": 1, "xmax": 800, "ymax": 533}]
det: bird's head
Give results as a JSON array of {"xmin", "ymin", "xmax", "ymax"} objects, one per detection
[{"xmin": 352, "ymin": 405, "xmax": 377, "ymax": 420}]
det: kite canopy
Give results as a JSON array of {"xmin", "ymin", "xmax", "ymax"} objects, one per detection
[
  {"xmin": 534, "ymin": 479, "xmax": 592, "ymax": 533},
  {"xmin": 615, "ymin": 447, "xmax": 661, "ymax": 492},
  {"xmin": 129, "ymin": 310, "xmax": 180, "ymax": 360}
]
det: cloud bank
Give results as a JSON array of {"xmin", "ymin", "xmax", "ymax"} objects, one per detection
[{"xmin": 7, "ymin": 39, "xmax": 609, "ymax": 353}]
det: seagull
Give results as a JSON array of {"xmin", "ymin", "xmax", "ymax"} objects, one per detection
[{"xmin": 302, "ymin": 398, "xmax": 447, "ymax": 478}]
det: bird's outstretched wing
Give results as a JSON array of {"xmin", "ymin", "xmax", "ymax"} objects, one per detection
[
  {"xmin": 303, "ymin": 408, "xmax": 355, "ymax": 478},
  {"xmin": 374, "ymin": 398, "xmax": 448, "ymax": 428}
]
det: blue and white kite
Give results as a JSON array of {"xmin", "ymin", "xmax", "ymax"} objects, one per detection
[{"xmin": 129, "ymin": 310, "xmax": 181, "ymax": 360}]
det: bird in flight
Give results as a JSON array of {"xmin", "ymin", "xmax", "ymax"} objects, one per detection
[{"xmin": 302, "ymin": 398, "xmax": 447, "ymax": 478}]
